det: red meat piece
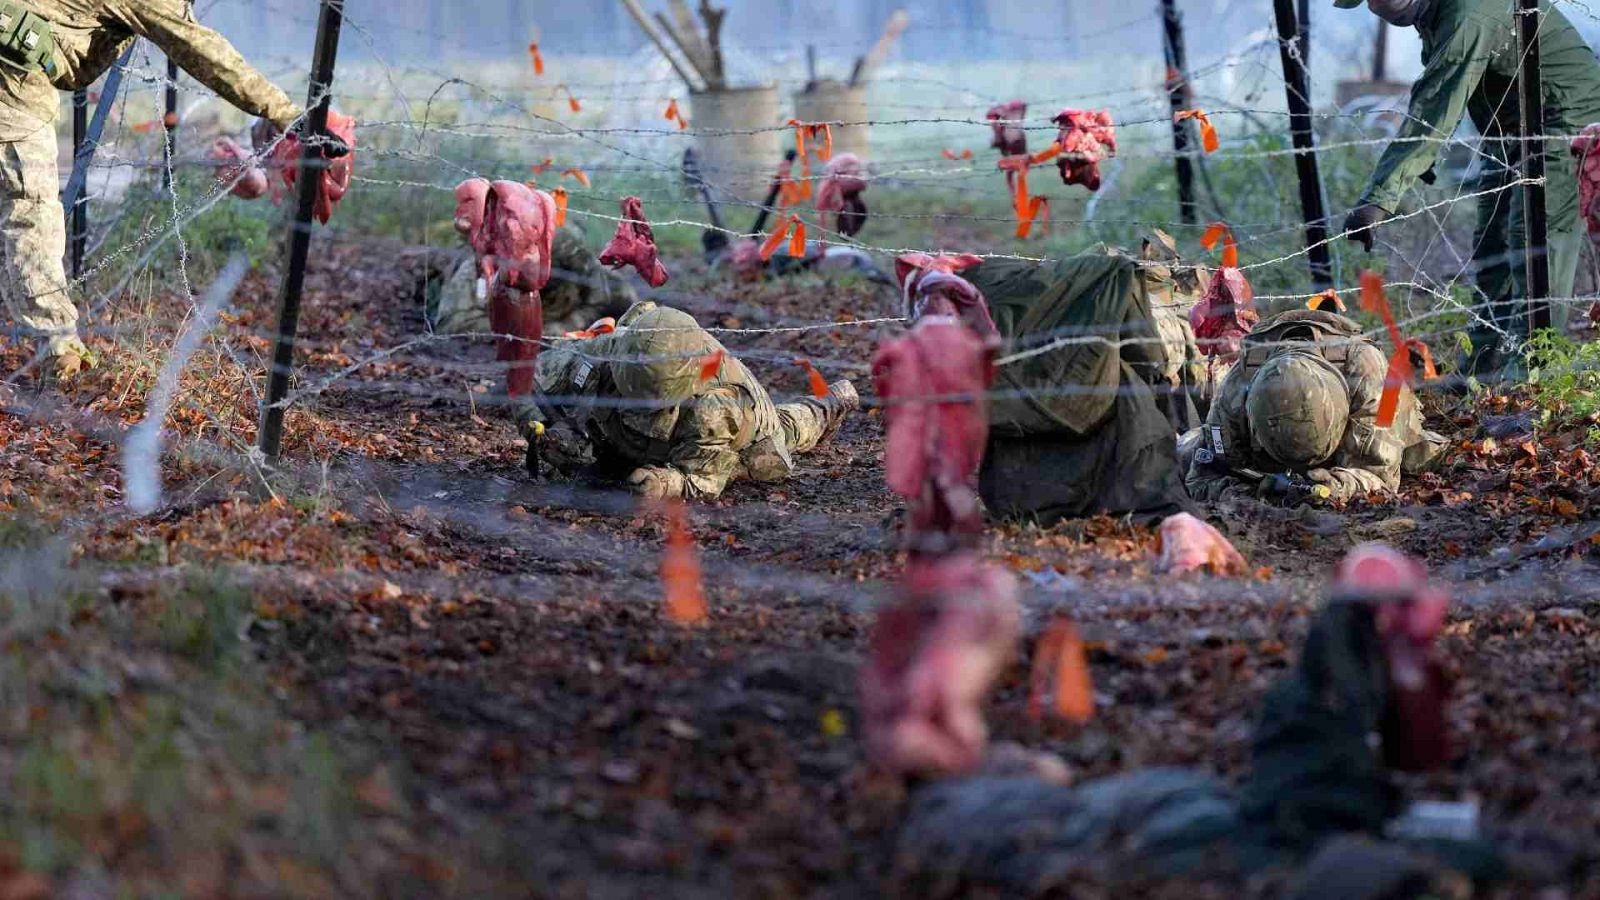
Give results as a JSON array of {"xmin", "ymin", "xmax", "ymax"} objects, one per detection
[
  {"xmin": 859, "ymin": 553, "xmax": 1021, "ymax": 778},
  {"xmin": 453, "ymin": 177, "xmax": 490, "ymax": 239},
  {"xmin": 467, "ymin": 180, "xmax": 557, "ymax": 398},
  {"xmin": 210, "ymin": 137, "xmax": 268, "ymax": 200},
  {"xmin": 894, "ymin": 254, "xmax": 996, "ymax": 341},
  {"xmin": 270, "ymin": 110, "xmax": 356, "ymax": 225},
  {"xmin": 1157, "ymin": 513, "xmax": 1246, "ymax": 576},
  {"xmin": 599, "ymin": 196, "xmax": 670, "ymax": 288},
  {"xmin": 1335, "ymin": 544, "xmax": 1452, "ymax": 773},
  {"xmin": 1188, "ymin": 267, "xmax": 1258, "ymax": 364},
  {"xmin": 1052, "ymin": 109, "xmax": 1117, "ymax": 192},
  {"xmin": 816, "ymin": 152, "xmax": 869, "ymax": 238},
  {"xmin": 986, "ymin": 100, "xmax": 1028, "ymax": 158},
  {"xmin": 874, "ymin": 319, "xmax": 995, "ymax": 554},
  {"xmin": 1571, "ymin": 125, "xmax": 1600, "ymax": 323}
]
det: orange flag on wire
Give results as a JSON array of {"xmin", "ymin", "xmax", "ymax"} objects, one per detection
[
  {"xmin": 1000, "ymin": 156, "xmax": 1049, "ymax": 239},
  {"xmin": 1029, "ymin": 618, "xmax": 1094, "ymax": 724},
  {"xmin": 664, "ymin": 98, "xmax": 687, "ymax": 129},
  {"xmin": 1307, "ymin": 289, "xmax": 1346, "ymax": 313},
  {"xmin": 561, "ymin": 167, "xmax": 590, "ymax": 188},
  {"xmin": 942, "ymin": 148, "xmax": 973, "ymax": 160},
  {"xmin": 528, "ymin": 42, "xmax": 544, "ymax": 76},
  {"xmin": 1359, "ymin": 271, "xmax": 1414, "ymax": 428},
  {"xmin": 1200, "ymin": 222, "xmax": 1238, "ymax": 268},
  {"xmin": 1029, "ymin": 141, "xmax": 1063, "ymax": 165},
  {"xmin": 795, "ymin": 358, "xmax": 829, "ymax": 398},
  {"xmin": 760, "ymin": 215, "xmax": 806, "ymax": 260},
  {"xmin": 661, "ymin": 501, "xmax": 708, "ymax": 625},
  {"xmin": 551, "ymin": 187, "xmax": 568, "ymax": 227},
  {"xmin": 557, "ymin": 84, "xmax": 581, "ymax": 113},
  {"xmin": 698, "ymin": 349, "xmax": 725, "ymax": 382},
  {"xmin": 1175, "ymin": 109, "xmax": 1219, "ymax": 153}
]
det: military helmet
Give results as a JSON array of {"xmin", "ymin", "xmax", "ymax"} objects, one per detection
[{"xmin": 1246, "ymin": 349, "xmax": 1350, "ymax": 468}]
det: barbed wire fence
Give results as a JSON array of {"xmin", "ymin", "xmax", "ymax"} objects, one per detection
[{"xmin": 9, "ymin": 0, "xmax": 1600, "ymax": 523}]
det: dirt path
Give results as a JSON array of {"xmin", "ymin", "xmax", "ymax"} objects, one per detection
[{"xmin": 12, "ymin": 236, "xmax": 1598, "ymax": 896}]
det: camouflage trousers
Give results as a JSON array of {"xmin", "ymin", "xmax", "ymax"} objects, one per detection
[{"xmin": 0, "ymin": 125, "xmax": 80, "ymax": 356}]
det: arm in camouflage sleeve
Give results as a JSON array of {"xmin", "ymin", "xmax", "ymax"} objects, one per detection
[
  {"xmin": 109, "ymin": 0, "xmax": 301, "ymax": 127},
  {"xmin": 54, "ymin": 30, "xmax": 134, "ymax": 90},
  {"xmin": 1308, "ymin": 345, "xmax": 1405, "ymax": 502},
  {"xmin": 1184, "ymin": 366, "xmax": 1257, "ymax": 503}
]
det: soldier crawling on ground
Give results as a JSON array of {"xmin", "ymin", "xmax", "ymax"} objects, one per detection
[
  {"xmin": 525, "ymin": 300, "xmax": 859, "ymax": 501},
  {"xmin": 1180, "ymin": 307, "xmax": 1447, "ymax": 505}
]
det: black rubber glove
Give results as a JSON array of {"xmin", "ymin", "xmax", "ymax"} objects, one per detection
[
  {"xmin": 292, "ymin": 119, "xmax": 351, "ymax": 159},
  {"xmin": 1343, "ymin": 204, "xmax": 1389, "ymax": 253}
]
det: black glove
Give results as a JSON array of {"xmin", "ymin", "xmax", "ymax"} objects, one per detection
[
  {"xmin": 1258, "ymin": 473, "xmax": 1331, "ymax": 507},
  {"xmin": 250, "ymin": 116, "xmax": 350, "ymax": 159},
  {"xmin": 292, "ymin": 118, "xmax": 351, "ymax": 159},
  {"xmin": 1343, "ymin": 203, "xmax": 1389, "ymax": 253}
]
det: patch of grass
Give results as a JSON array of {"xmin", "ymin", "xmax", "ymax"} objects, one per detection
[
  {"xmin": 0, "ymin": 516, "xmax": 433, "ymax": 895},
  {"xmin": 1525, "ymin": 329, "xmax": 1600, "ymax": 439}
]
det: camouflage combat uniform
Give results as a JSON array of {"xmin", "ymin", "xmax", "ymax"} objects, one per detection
[
  {"xmin": 534, "ymin": 302, "xmax": 858, "ymax": 500},
  {"xmin": 1183, "ymin": 310, "xmax": 1444, "ymax": 503},
  {"xmin": 1136, "ymin": 230, "xmax": 1208, "ymax": 411},
  {"xmin": 0, "ymin": 0, "xmax": 299, "ymax": 362},
  {"xmin": 432, "ymin": 225, "xmax": 637, "ymax": 337}
]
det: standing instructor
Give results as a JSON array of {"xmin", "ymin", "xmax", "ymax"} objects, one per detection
[
  {"xmin": 0, "ymin": 0, "xmax": 346, "ymax": 379},
  {"xmin": 1339, "ymin": 0, "xmax": 1600, "ymax": 374}
]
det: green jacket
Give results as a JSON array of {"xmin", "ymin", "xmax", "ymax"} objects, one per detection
[
  {"xmin": 0, "ymin": 0, "xmax": 299, "ymax": 142},
  {"xmin": 1362, "ymin": 0, "xmax": 1600, "ymax": 211}
]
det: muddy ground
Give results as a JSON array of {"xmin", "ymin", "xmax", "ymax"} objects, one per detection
[{"xmin": 6, "ymin": 236, "xmax": 1600, "ymax": 897}]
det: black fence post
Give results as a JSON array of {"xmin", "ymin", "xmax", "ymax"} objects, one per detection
[
  {"xmin": 162, "ymin": 58, "xmax": 178, "ymax": 192},
  {"xmin": 1161, "ymin": 0, "xmax": 1196, "ymax": 226},
  {"xmin": 1273, "ymin": 0, "xmax": 1333, "ymax": 290},
  {"xmin": 1518, "ymin": 0, "xmax": 1551, "ymax": 334},
  {"xmin": 70, "ymin": 89, "xmax": 88, "ymax": 279},
  {"xmin": 258, "ymin": 0, "xmax": 345, "ymax": 461}
]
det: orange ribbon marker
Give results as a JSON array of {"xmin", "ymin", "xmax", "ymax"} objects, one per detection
[
  {"xmin": 1029, "ymin": 141, "xmax": 1063, "ymax": 165},
  {"xmin": 1175, "ymin": 109, "xmax": 1219, "ymax": 153},
  {"xmin": 1405, "ymin": 337, "xmax": 1439, "ymax": 380},
  {"xmin": 761, "ymin": 215, "xmax": 807, "ymax": 260},
  {"xmin": 1307, "ymin": 289, "xmax": 1347, "ymax": 313},
  {"xmin": 1029, "ymin": 618, "xmax": 1094, "ymax": 724},
  {"xmin": 760, "ymin": 215, "xmax": 804, "ymax": 261},
  {"xmin": 561, "ymin": 317, "xmax": 616, "ymax": 339},
  {"xmin": 1359, "ymin": 270, "xmax": 1415, "ymax": 428},
  {"xmin": 561, "ymin": 168, "xmax": 590, "ymax": 188},
  {"xmin": 697, "ymin": 349, "xmax": 726, "ymax": 383},
  {"xmin": 942, "ymin": 149, "xmax": 974, "ymax": 161},
  {"xmin": 528, "ymin": 42, "xmax": 544, "ymax": 76},
  {"xmin": 664, "ymin": 98, "xmax": 688, "ymax": 130},
  {"xmin": 661, "ymin": 501, "xmax": 708, "ymax": 625},
  {"xmin": 530, "ymin": 157, "xmax": 554, "ymax": 175},
  {"xmin": 795, "ymin": 358, "xmax": 829, "ymax": 398},
  {"xmin": 999, "ymin": 156, "xmax": 1049, "ymax": 239},
  {"xmin": 789, "ymin": 120, "xmax": 834, "ymax": 163},
  {"xmin": 551, "ymin": 187, "xmax": 568, "ymax": 227},
  {"xmin": 557, "ymin": 84, "xmax": 581, "ymax": 113},
  {"xmin": 1200, "ymin": 221, "xmax": 1239, "ymax": 268}
]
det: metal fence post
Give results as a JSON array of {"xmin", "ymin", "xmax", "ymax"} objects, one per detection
[
  {"xmin": 258, "ymin": 0, "xmax": 345, "ymax": 461},
  {"xmin": 70, "ymin": 89, "xmax": 88, "ymax": 279},
  {"xmin": 1518, "ymin": 0, "xmax": 1551, "ymax": 334},
  {"xmin": 1273, "ymin": 0, "xmax": 1333, "ymax": 290},
  {"xmin": 1160, "ymin": 0, "xmax": 1196, "ymax": 226},
  {"xmin": 162, "ymin": 58, "xmax": 178, "ymax": 192}
]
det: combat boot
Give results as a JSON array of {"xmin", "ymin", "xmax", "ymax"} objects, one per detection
[{"xmin": 817, "ymin": 379, "xmax": 860, "ymax": 443}]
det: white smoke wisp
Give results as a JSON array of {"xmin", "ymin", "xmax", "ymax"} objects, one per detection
[{"xmin": 122, "ymin": 253, "xmax": 251, "ymax": 515}]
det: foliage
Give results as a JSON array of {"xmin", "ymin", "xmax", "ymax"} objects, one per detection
[{"xmin": 1525, "ymin": 329, "xmax": 1600, "ymax": 439}]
